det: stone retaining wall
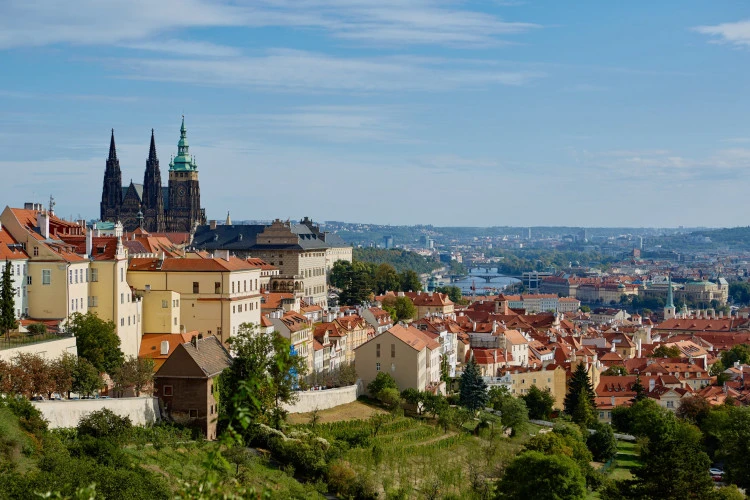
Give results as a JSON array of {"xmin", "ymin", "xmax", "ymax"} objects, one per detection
[
  {"xmin": 32, "ymin": 397, "xmax": 160, "ymax": 429},
  {"xmin": 282, "ymin": 381, "xmax": 362, "ymax": 414}
]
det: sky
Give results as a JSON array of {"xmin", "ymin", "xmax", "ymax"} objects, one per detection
[{"xmin": 1, "ymin": 1, "xmax": 750, "ymax": 227}]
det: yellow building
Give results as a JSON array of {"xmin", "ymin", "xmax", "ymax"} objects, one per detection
[
  {"xmin": 127, "ymin": 255, "xmax": 261, "ymax": 344},
  {"xmin": 502, "ymin": 365, "xmax": 567, "ymax": 410}
]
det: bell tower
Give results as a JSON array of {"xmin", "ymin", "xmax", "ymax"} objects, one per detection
[{"xmin": 167, "ymin": 116, "xmax": 205, "ymax": 232}]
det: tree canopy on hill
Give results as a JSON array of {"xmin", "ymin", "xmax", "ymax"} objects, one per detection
[{"xmin": 353, "ymin": 248, "xmax": 440, "ymax": 274}]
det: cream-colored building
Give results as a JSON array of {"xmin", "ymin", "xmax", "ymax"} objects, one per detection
[
  {"xmin": 355, "ymin": 324, "xmax": 441, "ymax": 394},
  {"xmin": 502, "ymin": 365, "xmax": 567, "ymax": 410},
  {"xmin": 127, "ymin": 255, "xmax": 261, "ymax": 344},
  {"xmin": 270, "ymin": 310, "xmax": 314, "ymax": 372},
  {"xmin": 1, "ymin": 206, "xmax": 90, "ymax": 323},
  {"xmin": 140, "ymin": 289, "xmax": 181, "ymax": 334}
]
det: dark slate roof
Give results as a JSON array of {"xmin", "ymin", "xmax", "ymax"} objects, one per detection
[
  {"xmin": 182, "ymin": 336, "xmax": 232, "ymax": 377},
  {"xmin": 192, "ymin": 224, "xmax": 267, "ymax": 251},
  {"xmin": 321, "ymin": 232, "xmax": 347, "ymax": 247}
]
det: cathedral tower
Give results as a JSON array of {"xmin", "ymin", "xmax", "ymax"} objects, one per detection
[
  {"xmin": 167, "ymin": 116, "xmax": 205, "ymax": 232},
  {"xmin": 141, "ymin": 129, "xmax": 166, "ymax": 232},
  {"xmin": 100, "ymin": 130, "xmax": 123, "ymax": 223}
]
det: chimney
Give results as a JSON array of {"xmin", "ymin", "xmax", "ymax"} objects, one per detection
[
  {"xmin": 85, "ymin": 226, "xmax": 93, "ymax": 257},
  {"xmin": 648, "ymin": 378, "xmax": 655, "ymax": 392},
  {"xmin": 611, "ymin": 395, "xmax": 615, "ymax": 407},
  {"xmin": 160, "ymin": 340, "xmax": 169, "ymax": 355},
  {"xmin": 191, "ymin": 336, "xmax": 198, "ymax": 348},
  {"xmin": 37, "ymin": 211, "xmax": 50, "ymax": 239},
  {"xmin": 210, "ymin": 220, "xmax": 217, "ymax": 230}
]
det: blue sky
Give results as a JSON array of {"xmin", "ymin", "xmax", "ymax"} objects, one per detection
[{"xmin": 1, "ymin": 1, "xmax": 749, "ymax": 227}]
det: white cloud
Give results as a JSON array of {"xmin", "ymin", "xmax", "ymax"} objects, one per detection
[
  {"xmin": 116, "ymin": 49, "xmax": 544, "ymax": 92},
  {"xmin": 0, "ymin": 0, "xmax": 539, "ymax": 50},
  {"xmin": 119, "ymin": 39, "xmax": 242, "ymax": 57},
  {"xmin": 693, "ymin": 19, "xmax": 750, "ymax": 47}
]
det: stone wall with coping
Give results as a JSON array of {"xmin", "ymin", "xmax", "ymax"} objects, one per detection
[
  {"xmin": 0, "ymin": 336, "xmax": 77, "ymax": 362},
  {"xmin": 282, "ymin": 381, "xmax": 362, "ymax": 414},
  {"xmin": 32, "ymin": 397, "xmax": 160, "ymax": 429}
]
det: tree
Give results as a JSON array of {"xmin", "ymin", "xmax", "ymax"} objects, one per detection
[
  {"xmin": 720, "ymin": 344, "xmax": 750, "ymax": 367},
  {"xmin": 729, "ymin": 281, "xmax": 750, "ymax": 305},
  {"xmin": 496, "ymin": 451, "xmax": 586, "ymax": 500},
  {"xmin": 580, "ymin": 305, "xmax": 591, "ymax": 313},
  {"xmin": 381, "ymin": 295, "xmax": 416, "ymax": 322},
  {"xmin": 435, "ymin": 285, "xmax": 462, "ymax": 304},
  {"xmin": 631, "ymin": 373, "xmax": 647, "ymax": 403},
  {"xmin": 377, "ymin": 387, "xmax": 402, "ymax": 410},
  {"xmin": 711, "ymin": 406, "xmax": 750, "ymax": 488},
  {"xmin": 398, "ymin": 270, "xmax": 422, "ymax": 292},
  {"xmin": 601, "ymin": 365, "xmax": 628, "ymax": 376},
  {"xmin": 570, "ymin": 388, "xmax": 596, "ymax": 427},
  {"xmin": 497, "ymin": 396, "xmax": 529, "ymax": 436},
  {"xmin": 367, "ymin": 372, "xmax": 398, "ymax": 397},
  {"xmin": 676, "ymin": 395, "xmax": 712, "ymax": 426},
  {"xmin": 49, "ymin": 352, "xmax": 75, "ymax": 398},
  {"xmin": 112, "ymin": 356, "xmax": 155, "ymax": 396},
  {"xmin": 73, "ymin": 357, "xmax": 103, "ymax": 397},
  {"xmin": 521, "ymin": 385, "xmax": 556, "ymax": 420},
  {"xmin": 651, "ymin": 345, "xmax": 681, "ymax": 358},
  {"xmin": 220, "ymin": 323, "xmax": 307, "ymax": 430},
  {"xmin": 0, "ymin": 260, "xmax": 17, "ymax": 340},
  {"xmin": 564, "ymin": 363, "xmax": 595, "ymax": 419},
  {"xmin": 586, "ymin": 421, "xmax": 617, "ymax": 462},
  {"xmin": 68, "ymin": 312, "xmax": 123, "ymax": 375},
  {"xmin": 77, "ymin": 408, "xmax": 133, "ymax": 443},
  {"xmin": 26, "ymin": 323, "xmax": 47, "ymax": 336},
  {"xmin": 373, "ymin": 264, "xmax": 400, "ymax": 295},
  {"xmin": 459, "ymin": 358, "xmax": 488, "ymax": 411}
]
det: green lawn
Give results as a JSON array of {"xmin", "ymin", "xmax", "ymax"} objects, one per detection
[
  {"xmin": 0, "ymin": 406, "xmax": 38, "ymax": 473},
  {"xmin": 608, "ymin": 441, "xmax": 641, "ymax": 481}
]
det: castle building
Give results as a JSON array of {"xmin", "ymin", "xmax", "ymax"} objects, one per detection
[{"xmin": 100, "ymin": 117, "xmax": 206, "ymax": 233}]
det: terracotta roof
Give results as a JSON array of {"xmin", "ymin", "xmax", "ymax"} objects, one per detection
[
  {"xmin": 139, "ymin": 332, "xmax": 198, "ymax": 360},
  {"xmin": 129, "ymin": 256, "xmax": 258, "ymax": 272},
  {"xmin": 356, "ymin": 324, "xmax": 440, "ymax": 352},
  {"xmin": 0, "ymin": 229, "xmax": 28, "ymax": 260}
]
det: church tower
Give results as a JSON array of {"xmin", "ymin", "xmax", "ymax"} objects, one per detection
[
  {"xmin": 664, "ymin": 274, "xmax": 676, "ymax": 320},
  {"xmin": 167, "ymin": 117, "xmax": 205, "ymax": 232},
  {"xmin": 100, "ymin": 129, "xmax": 123, "ymax": 223},
  {"xmin": 141, "ymin": 129, "xmax": 166, "ymax": 232}
]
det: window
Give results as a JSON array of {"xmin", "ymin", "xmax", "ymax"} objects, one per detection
[
  {"xmin": 163, "ymin": 385, "xmax": 173, "ymax": 396},
  {"xmin": 120, "ymin": 293, "xmax": 124, "ymax": 304},
  {"xmin": 376, "ymin": 343, "xmax": 380, "ymax": 357},
  {"xmin": 174, "ymin": 317, "xmax": 177, "ymax": 326},
  {"xmin": 599, "ymin": 411, "xmax": 604, "ymax": 418},
  {"xmin": 189, "ymin": 409, "xmax": 198, "ymax": 419},
  {"xmin": 231, "ymin": 282, "xmax": 235, "ymax": 293},
  {"xmin": 33, "ymin": 247, "xmax": 38, "ymax": 256},
  {"xmin": 120, "ymin": 268, "xmax": 124, "ymax": 282},
  {"xmin": 217, "ymin": 327, "xmax": 222, "ymax": 337},
  {"xmin": 243, "ymin": 280, "xmax": 247, "ymax": 292},
  {"xmin": 376, "ymin": 362, "xmax": 381, "ymax": 372},
  {"xmin": 232, "ymin": 305, "xmax": 235, "ymax": 314},
  {"xmin": 193, "ymin": 282, "xmax": 199, "ymax": 293},
  {"xmin": 215, "ymin": 282, "xmax": 221, "ymax": 294},
  {"xmin": 391, "ymin": 363, "xmax": 396, "ymax": 372},
  {"xmin": 666, "ymin": 401, "xmax": 674, "ymax": 408},
  {"xmin": 42, "ymin": 269, "xmax": 51, "ymax": 285},
  {"xmin": 91, "ymin": 269, "xmax": 98, "ymax": 282},
  {"xmin": 27, "ymin": 276, "xmax": 32, "ymax": 285},
  {"xmin": 391, "ymin": 344, "xmax": 396, "ymax": 358},
  {"xmin": 69, "ymin": 270, "xmax": 72, "ymax": 284},
  {"xmin": 89, "ymin": 296, "xmax": 98, "ymax": 307}
]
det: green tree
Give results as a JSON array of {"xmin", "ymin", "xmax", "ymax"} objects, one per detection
[
  {"xmin": 0, "ymin": 260, "xmax": 17, "ymax": 340},
  {"xmin": 373, "ymin": 264, "xmax": 400, "ymax": 295},
  {"xmin": 496, "ymin": 451, "xmax": 587, "ymax": 500},
  {"xmin": 651, "ymin": 345, "xmax": 681, "ymax": 358},
  {"xmin": 367, "ymin": 371, "xmax": 397, "ymax": 397},
  {"xmin": 586, "ymin": 421, "xmax": 617, "ymax": 462},
  {"xmin": 564, "ymin": 363, "xmax": 595, "ymax": 419},
  {"xmin": 459, "ymin": 358, "xmax": 488, "ymax": 411},
  {"xmin": 220, "ymin": 323, "xmax": 306, "ymax": 430},
  {"xmin": 435, "ymin": 285, "xmax": 462, "ymax": 303},
  {"xmin": 398, "ymin": 270, "xmax": 422, "ymax": 292},
  {"xmin": 631, "ymin": 373, "xmax": 647, "ymax": 403},
  {"xmin": 382, "ymin": 295, "xmax": 416, "ymax": 322},
  {"xmin": 521, "ymin": 385, "xmax": 556, "ymax": 420},
  {"xmin": 77, "ymin": 408, "xmax": 133, "ymax": 443},
  {"xmin": 729, "ymin": 281, "xmax": 750, "ymax": 305},
  {"xmin": 26, "ymin": 323, "xmax": 47, "ymax": 336},
  {"xmin": 711, "ymin": 406, "xmax": 750, "ymax": 488},
  {"xmin": 68, "ymin": 312, "xmax": 123, "ymax": 375},
  {"xmin": 570, "ymin": 388, "xmax": 596, "ymax": 427},
  {"xmin": 601, "ymin": 365, "xmax": 628, "ymax": 376},
  {"xmin": 497, "ymin": 396, "xmax": 529, "ymax": 436},
  {"xmin": 580, "ymin": 305, "xmax": 591, "ymax": 313},
  {"xmin": 73, "ymin": 357, "xmax": 103, "ymax": 397},
  {"xmin": 720, "ymin": 344, "xmax": 750, "ymax": 367}
]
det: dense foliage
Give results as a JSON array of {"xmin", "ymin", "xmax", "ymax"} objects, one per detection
[
  {"xmin": 352, "ymin": 247, "xmax": 440, "ymax": 274},
  {"xmin": 68, "ymin": 311, "xmax": 124, "ymax": 375},
  {"xmin": 460, "ymin": 358, "xmax": 489, "ymax": 411},
  {"xmin": 521, "ymin": 385, "xmax": 556, "ymax": 420},
  {"xmin": 0, "ymin": 260, "xmax": 17, "ymax": 339},
  {"xmin": 330, "ymin": 260, "xmax": 426, "ymax": 305}
]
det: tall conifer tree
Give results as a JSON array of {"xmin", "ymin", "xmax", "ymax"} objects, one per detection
[
  {"xmin": 460, "ymin": 358, "xmax": 489, "ymax": 411},
  {"xmin": 0, "ymin": 260, "xmax": 16, "ymax": 340},
  {"xmin": 564, "ymin": 363, "xmax": 596, "ymax": 417}
]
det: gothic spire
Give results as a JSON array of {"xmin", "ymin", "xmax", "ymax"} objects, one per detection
[
  {"xmin": 666, "ymin": 273, "xmax": 675, "ymax": 309},
  {"xmin": 148, "ymin": 128, "xmax": 158, "ymax": 161},
  {"xmin": 108, "ymin": 129, "xmax": 117, "ymax": 160}
]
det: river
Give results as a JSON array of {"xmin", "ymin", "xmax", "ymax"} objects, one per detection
[{"xmin": 433, "ymin": 267, "xmax": 520, "ymax": 296}]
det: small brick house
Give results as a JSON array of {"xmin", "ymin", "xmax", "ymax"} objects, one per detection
[{"xmin": 154, "ymin": 335, "xmax": 232, "ymax": 440}]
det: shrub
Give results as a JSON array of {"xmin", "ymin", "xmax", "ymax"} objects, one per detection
[
  {"xmin": 378, "ymin": 387, "xmax": 402, "ymax": 410},
  {"xmin": 26, "ymin": 323, "xmax": 47, "ymax": 336},
  {"xmin": 77, "ymin": 408, "xmax": 132, "ymax": 443},
  {"xmin": 367, "ymin": 372, "xmax": 397, "ymax": 396}
]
